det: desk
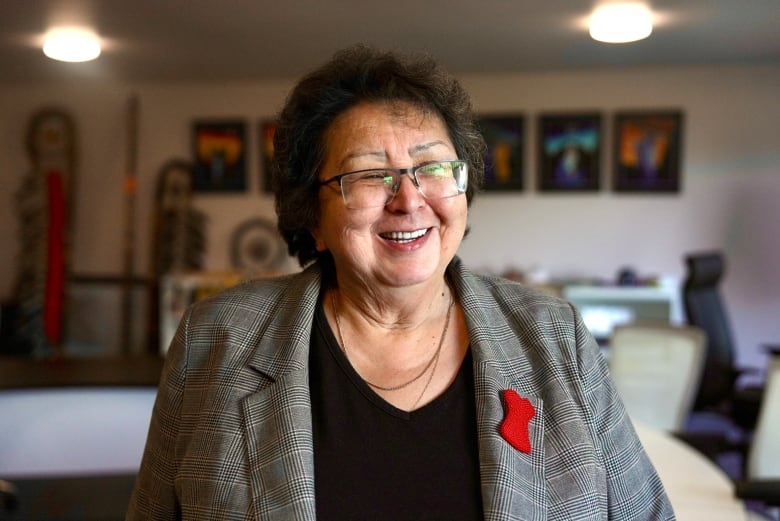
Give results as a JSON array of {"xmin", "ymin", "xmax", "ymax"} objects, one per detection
[
  {"xmin": 563, "ymin": 284, "xmax": 684, "ymax": 341},
  {"xmin": 0, "ymin": 355, "xmax": 163, "ymax": 389},
  {"xmin": 634, "ymin": 421, "xmax": 748, "ymax": 520}
]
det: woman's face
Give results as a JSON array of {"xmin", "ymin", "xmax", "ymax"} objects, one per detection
[{"xmin": 311, "ymin": 101, "xmax": 468, "ymax": 291}]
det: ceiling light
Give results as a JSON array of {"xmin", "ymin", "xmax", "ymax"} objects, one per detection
[
  {"xmin": 589, "ymin": 3, "xmax": 653, "ymax": 43},
  {"xmin": 43, "ymin": 28, "xmax": 101, "ymax": 62}
]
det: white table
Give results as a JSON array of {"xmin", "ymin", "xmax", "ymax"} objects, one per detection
[
  {"xmin": 0, "ymin": 387, "xmax": 157, "ymax": 477},
  {"xmin": 562, "ymin": 283, "xmax": 684, "ymax": 340},
  {"xmin": 633, "ymin": 421, "xmax": 748, "ymax": 520}
]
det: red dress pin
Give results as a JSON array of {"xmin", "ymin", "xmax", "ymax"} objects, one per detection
[{"xmin": 499, "ymin": 389, "xmax": 535, "ymax": 454}]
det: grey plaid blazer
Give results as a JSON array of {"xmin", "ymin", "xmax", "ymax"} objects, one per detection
[{"xmin": 127, "ymin": 257, "xmax": 674, "ymax": 520}]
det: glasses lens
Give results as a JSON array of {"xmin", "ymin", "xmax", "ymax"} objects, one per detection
[
  {"xmin": 341, "ymin": 171, "xmax": 394, "ymax": 209},
  {"xmin": 339, "ymin": 161, "xmax": 468, "ymax": 209},
  {"xmin": 417, "ymin": 161, "xmax": 468, "ymax": 199}
]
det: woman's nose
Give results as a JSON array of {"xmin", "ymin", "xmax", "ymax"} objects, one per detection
[{"xmin": 387, "ymin": 173, "xmax": 425, "ymax": 210}]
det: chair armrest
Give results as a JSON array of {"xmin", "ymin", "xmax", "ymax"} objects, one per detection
[
  {"xmin": 735, "ymin": 366, "xmax": 761, "ymax": 377},
  {"xmin": 673, "ymin": 431, "xmax": 739, "ymax": 462},
  {"xmin": 763, "ymin": 344, "xmax": 780, "ymax": 356},
  {"xmin": 0, "ymin": 479, "xmax": 19, "ymax": 512},
  {"xmin": 734, "ymin": 479, "xmax": 780, "ymax": 506}
]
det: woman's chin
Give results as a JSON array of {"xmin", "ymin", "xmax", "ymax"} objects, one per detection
[{"xmin": 374, "ymin": 259, "xmax": 444, "ymax": 289}]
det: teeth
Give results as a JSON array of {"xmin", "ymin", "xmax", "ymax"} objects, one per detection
[{"xmin": 383, "ymin": 229, "xmax": 427, "ymax": 241}]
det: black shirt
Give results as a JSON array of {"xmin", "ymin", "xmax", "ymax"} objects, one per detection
[{"xmin": 310, "ymin": 304, "xmax": 484, "ymax": 521}]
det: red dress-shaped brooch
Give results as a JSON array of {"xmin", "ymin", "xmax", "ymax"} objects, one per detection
[{"xmin": 499, "ymin": 389, "xmax": 535, "ymax": 454}]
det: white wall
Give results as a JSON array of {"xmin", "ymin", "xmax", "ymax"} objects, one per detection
[{"xmin": 1, "ymin": 65, "xmax": 778, "ymax": 371}]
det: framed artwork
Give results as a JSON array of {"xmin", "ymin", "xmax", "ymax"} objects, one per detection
[
  {"xmin": 537, "ymin": 113, "xmax": 601, "ymax": 192},
  {"xmin": 477, "ymin": 115, "xmax": 524, "ymax": 191},
  {"xmin": 613, "ymin": 111, "xmax": 683, "ymax": 192},
  {"xmin": 192, "ymin": 120, "xmax": 246, "ymax": 192},
  {"xmin": 259, "ymin": 119, "xmax": 277, "ymax": 194}
]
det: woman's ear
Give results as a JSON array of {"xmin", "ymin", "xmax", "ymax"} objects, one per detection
[{"xmin": 309, "ymin": 226, "xmax": 327, "ymax": 252}]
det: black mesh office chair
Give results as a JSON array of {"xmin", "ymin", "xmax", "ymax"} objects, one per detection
[
  {"xmin": 735, "ymin": 349, "xmax": 780, "ymax": 518},
  {"xmin": 681, "ymin": 252, "xmax": 780, "ymax": 485},
  {"xmin": 682, "ymin": 252, "xmax": 764, "ymax": 429}
]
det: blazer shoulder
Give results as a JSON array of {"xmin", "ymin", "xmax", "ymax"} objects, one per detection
[
  {"xmin": 450, "ymin": 260, "xmax": 587, "ymax": 364},
  {"xmin": 455, "ymin": 262, "xmax": 575, "ymax": 321},
  {"xmin": 176, "ymin": 268, "xmax": 321, "ymax": 354},
  {"xmin": 189, "ymin": 268, "xmax": 318, "ymax": 317},
  {"xmin": 166, "ymin": 268, "xmax": 320, "ymax": 377}
]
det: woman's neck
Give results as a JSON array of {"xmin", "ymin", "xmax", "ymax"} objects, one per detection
[{"xmin": 331, "ymin": 275, "xmax": 452, "ymax": 333}]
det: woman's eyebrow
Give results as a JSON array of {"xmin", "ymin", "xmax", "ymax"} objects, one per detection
[
  {"xmin": 336, "ymin": 141, "xmax": 450, "ymax": 170},
  {"xmin": 336, "ymin": 150, "xmax": 386, "ymax": 170},
  {"xmin": 410, "ymin": 140, "xmax": 450, "ymax": 155}
]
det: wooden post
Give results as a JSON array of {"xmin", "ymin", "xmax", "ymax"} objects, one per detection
[{"xmin": 120, "ymin": 95, "xmax": 139, "ymax": 354}]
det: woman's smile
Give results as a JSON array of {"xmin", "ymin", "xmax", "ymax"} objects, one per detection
[{"xmin": 379, "ymin": 228, "xmax": 429, "ymax": 243}]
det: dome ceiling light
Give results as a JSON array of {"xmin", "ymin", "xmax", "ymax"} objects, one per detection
[
  {"xmin": 43, "ymin": 27, "xmax": 102, "ymax": 62},
  {"xmin": 589, "ymin": 3, "xmax": 653, "ymax": 43}
]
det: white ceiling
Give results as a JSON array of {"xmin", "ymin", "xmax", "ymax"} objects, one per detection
[{"xmin": 1, "ymin": 0, "xmax": 779, "ymax": 84}]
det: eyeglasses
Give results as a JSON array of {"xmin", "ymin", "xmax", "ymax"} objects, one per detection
[{"xmin": 318, "ymin": 160, "xmax": 468, "ymax": 209}]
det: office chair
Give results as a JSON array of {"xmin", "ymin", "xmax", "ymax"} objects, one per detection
[
  {"xmin": 682, "ymin": 252, "xmax": 764, "ymax": 429},
  {"xmin": 608, "ymin": 322, "xmax": 706, "ymax": 432},
  {"xmin": 736, "ymin": 349, "xmax": 780, "ymax": 518}
]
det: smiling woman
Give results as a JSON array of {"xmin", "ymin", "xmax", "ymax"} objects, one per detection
[{"xmin": 126, "ymin": 44, "xmax": 674, "ymax": 521}]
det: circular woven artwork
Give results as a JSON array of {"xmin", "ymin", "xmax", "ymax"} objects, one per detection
[{"xmin": 230, "ymin": 217, "xmax": 288, "ymax": 272}]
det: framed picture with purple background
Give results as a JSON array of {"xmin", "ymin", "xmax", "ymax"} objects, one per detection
[
  {"xmin": 537, "ymin": 112, "xmax": 601, "ymax": 192},
  {"xmin": 613, "ymin": 110, "xmax": 683, "ymax": 193},
  {"xmin": 477, "ymin": 114, "xmax": 524, "ymax": 191}
]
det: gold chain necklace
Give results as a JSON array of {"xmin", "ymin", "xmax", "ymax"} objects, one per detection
[{"xmin": 331, "ymin": 291, "xmax": 454, "ymax": 401}]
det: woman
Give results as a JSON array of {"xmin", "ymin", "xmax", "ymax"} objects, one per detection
[{"xmin": 127, "ymin": 45, "xmax": 674, "ymax": 520}]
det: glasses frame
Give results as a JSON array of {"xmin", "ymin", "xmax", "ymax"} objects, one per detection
[{"xmin": 318, "ymin": 159, "xmax": 468, "ymax": 209}]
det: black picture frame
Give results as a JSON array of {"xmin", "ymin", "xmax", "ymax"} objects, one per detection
[
  {"xmin": 477, "ymin": 114, "xmax": 525, "ymax": 191},
  {"xmin": 191, "ymin": 120, "xmax": 246, "ymax": 192},
  {"xmin": 613, "ymin": 111, "xmax": 683, "ymax": 193},
  {"xmin": 537, "ymin": 112, "xmax": 601, "ymax": 192}
]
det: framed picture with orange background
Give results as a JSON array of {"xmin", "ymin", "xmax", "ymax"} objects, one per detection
[
  {"xmin": 477, "ymin": 114, "xmax": 525, "ymax": 191},
  {"xmin": 613, "ymin": 110, "xmax": 683, "ymax": 193},
  {"xmin": 192, "ymin": 120, "xmax": 246, "ymax": 192}
]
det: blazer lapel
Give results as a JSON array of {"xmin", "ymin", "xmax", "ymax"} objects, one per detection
[
  {"xmin": 241, "ymin": 267, "xmax": 322, "ymax": 520},
  {"xmin": 474, "ymin": 353, "xmax": 547, "ymax": 521},
  {"xmin": 451, "ymin": 260, "xmax": 548, "ymax": 520},
  {"xmin": 242, "ymin": 369, "xmax": 317, "ymax": 521}
]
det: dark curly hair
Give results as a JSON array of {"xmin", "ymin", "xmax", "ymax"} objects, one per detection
[{"xmin": 272, "ymin": 44, "xmax": 485, "ymax": 267}]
